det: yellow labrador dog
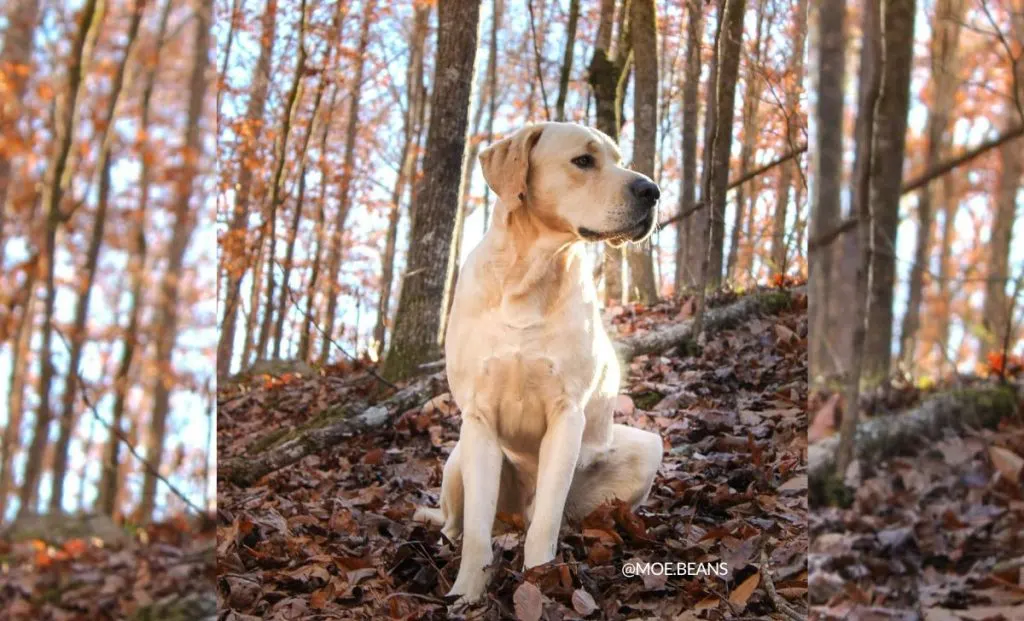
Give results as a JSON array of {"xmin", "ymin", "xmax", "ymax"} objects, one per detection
[{"xmin": 414, "ymin": 122, "xmax": 664, "ymax": 603}]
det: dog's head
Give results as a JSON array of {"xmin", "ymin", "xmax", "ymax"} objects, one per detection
[{"xmin": 479, "ymin": 122, "xmax": 660, "ymax": 246}]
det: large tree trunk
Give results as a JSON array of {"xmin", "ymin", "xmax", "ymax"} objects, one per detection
[
  {"xmin": 18, "ymin": 0, "xmax": 106, "ymax": 519},
  {"xmin": 554, "ymin": 0, "xmax": 580, "ymax": 122},
  {"xmin": 771, "ymin": 0, "xmax": 806, "ymax": 277},
  {"xmin": 97, "ymin": 0, "xmax": 170, "ymax": 517},
  {"xmin": 256, "ymin": 4, "xmax": 308, "ymax": 361},
  {"xmin": 138, "ymin": 0, "xmax": 211, "ymax": 522},
  {"xmin": 50, "ymin": 0, "xmax": 146, "ymax": 512},
  {"xmin": 806, "ymin": 0, "xmax": 845, "ymax": 386},
  {"xmin": 380, "ymin": 0, "xmax": 481, "ymax": 382},
  {"xmin": 862, "ymin": 0, "xmax": 916, "ymax": 385},
  {"xmin": 217, "ymin": 0, "xmax": 278, "ymax": 380},
  {"xmin": 897, "ymin": 0, "xmax": 964, "ymax": 373},
  {"xmin": 319, "ymin": 1, "xmax": 376, "ymax": 366},
  {"xmin": 0, "ymin": 0, "xmax": 40, "ymax": 240},
  {"xmin": 675, "ymin": 0, "xmax": 702, "ymax": 294},
  {"xmin": 625, "ymin": 0, "xmax": 659, "ymax": 304},
  {"xmin": 703, "ymin": 0, "xmax": 743, "ymax": 290},
  {"xmin": 590, "ymin": 0, "xmax": 632, "ymax": 305},
  {"xmin": 374, "ymin": 4, "xmax": 430, "ymax": 358},
  {"xmin": 728, "ymin": 0, "xmax": 766, "ymax": 283}
]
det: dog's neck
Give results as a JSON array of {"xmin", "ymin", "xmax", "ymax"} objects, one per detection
[{"xmin": 486, "ymin": 201, "xmax": 587, "ymax": 328}]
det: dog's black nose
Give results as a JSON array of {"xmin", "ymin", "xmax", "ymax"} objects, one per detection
[{"xmin": 630, "ymin": 178, "xmax": 661, "ymax": 205}]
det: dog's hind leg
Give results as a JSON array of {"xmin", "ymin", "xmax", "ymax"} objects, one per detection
[
  {"xmin": 565, "ymin": 424, "xmax": 663, "ymax": 521},
  {"xmin": 413, "ymin": 440, "xmax": 465, "ymax": 541}
]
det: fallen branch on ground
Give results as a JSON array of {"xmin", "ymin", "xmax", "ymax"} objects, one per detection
[
  {"xmin": 809, "ymin": 387, "xmax": 1020, "ymax": 491},
  {"xmin": 221, "ymin": 373, "xmax": 444, "ymax": 486},
  {"xmin": 614, "ymin": 289, "xmax": 794, "ymax": 361}
]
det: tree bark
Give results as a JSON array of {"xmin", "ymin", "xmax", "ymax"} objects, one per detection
[
  {"xmin": 18, "ymin": 0, "xmax": 106, "ymax": 519},
  {"xmin": 728, "ymin": 0, "xmax": 766, "ymax": 282},
  {"xmin": 0, "ymin": 270, "xmax": 35, "ymax": 519},
  {"xmin": 625, "ymin": 0, "xmax": 659, "ymax": 304},
  {"xmin": 770, "ymin": 0, "xmax": 806, "ymax": 277},
  {"xmin": 674, "ymin": 0, "xmax": 702, "ymax": 294},
  {"xmin": 374, "ymin": 4, "xmax": 430, "ymax": 358},
  {"xmin": 554, "ymin": 0, "xmax": 580, "ymax": 122},
  {"xmin": 50, "ymin": 0, "xmax": 147, "ymax": 513},
  {"xmin": 97, "ymin": 0, "xmax": 170, "ymax": 517},
  {"xmin": 863, "ymin": 0, "xmax": 916, "ymax": 385},
  {"xmin": 319, "ymin": 0, "xmax": 376, "ymax": 366},
  {"xmin": 380, "ymin": 0, "xmax": 481, "ymax": 382},
  {"xmin": 217, "ymin": 0, "xmax": 278, "ymax": 380},
  {"xmin": 138, "ymin": 0, "xmax": 211, "ymax": 522},
  {"xmin": 897, "ymin": 0, "xmax": 964, "ymax": 372},
  {"xmin": 589, "ymin": 0, "xmax": 632, "ymax": 305},
  {"xmin": 256, "ymin": 2, "xmax": 308, "ymax": 361},
  {"xmin": 703, "ymin": 0, "xmax": 744, "ymax": 289},
  {"xmin": 807, "ymin": 0, "xmax": 845, "ymax": 386},
  {"xmin": 691, "ymin": 0, "xmax": 722, "ymax": 294}
]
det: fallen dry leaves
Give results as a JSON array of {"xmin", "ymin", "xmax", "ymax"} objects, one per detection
[{"xmin": 217, "ymin": 288, "xmax": 809, "ymax": 619}]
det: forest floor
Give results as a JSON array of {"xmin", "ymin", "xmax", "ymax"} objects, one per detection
[
  {"xmin": 217, "ymin": 286, "xmax": 809, "ymax": 620},
  {"xmin": 0, "ymin": 514, "xmax": 216, "ymax": 620},
  {"xmin": 808, "ymin": 376, "xmax": 1024, "ymax": 620}
]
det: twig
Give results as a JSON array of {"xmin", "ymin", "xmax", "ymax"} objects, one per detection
[
  {"xmin": 759, "ymin": 548, "xmax": 805, "ymax": 621},
  {"xmin": 53, "ymin": 328, "xmax": 206, "ymax": 516}
]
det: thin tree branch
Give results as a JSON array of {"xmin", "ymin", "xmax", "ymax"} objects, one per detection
[{"xmin": 526, "ymin": 0, "xmax": 552, "ymax": 121}]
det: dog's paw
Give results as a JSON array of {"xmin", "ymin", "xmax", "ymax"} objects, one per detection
[
  {"xmin": 412, "ymin": 506, "xmax": 444, "ymax": 526},
  {"xmin": 447, "ymin": 568, "xmax": 492, "ymax": 605}
]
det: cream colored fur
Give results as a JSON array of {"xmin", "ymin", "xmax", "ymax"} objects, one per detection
[{"xmin": 413, "ymin": 122, "xmax": 664, "ymax": 604}]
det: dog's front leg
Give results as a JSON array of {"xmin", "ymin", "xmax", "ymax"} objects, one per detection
[
  {"xmin": 524, "ymin": 405, "xmax": 584, "ymax": 568},
  {"xmin": 448, "ymin": 414, "xmax": 502, "ymax": 603}
]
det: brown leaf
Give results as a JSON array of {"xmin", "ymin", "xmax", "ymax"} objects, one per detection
[
  {"xmin": 514, "ymin": 581, "xmax": 544, "ymax": 621},
  {"xmin": 728, "ymin": 570, "xmax": 760, "ymax": 610},
  {"xmin": 572, "ymin": 588, "xmax": 598, "ymax": 615},
  {"xmin": 989, "ymin": 446, "xmax": 1024, "ymax": 485}
]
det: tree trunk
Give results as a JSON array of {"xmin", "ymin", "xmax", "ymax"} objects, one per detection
[
  {"xmin": 728, "ymin": 0, "xmax": 766, "ymax": 283},
  {"xmin": 241, "ymin": 235, "xmax": 265, "ymax": 368},
  {"xmin": 589, "ymin": 0, "xmax": 632, "ymax": 305},
  {"xmin": 675, "ymin": 0, "xmax": 702, "ymax": 294},
  {"xmin": 863, "ymin": 0, "xmax": 915, "ymax": 385},
  {"xmin": 138, "ymin": 0, "xmax": 210, "ymax": 522},
  {"xmin": 256, "ymin": 3, "xmax": 308, "ymax": 361},
  {"xmin": 554, "ymin": 0, "xmax": 580, "ymax": 122},
  {"xmin": 50, "ymin": 0, "xmax": 146, "ymax": 513},
  {"xmin": 703, "ymin": 0, "xmax": 743, "ymax": 290},
  {"xmin": 97, "ymin": 0, "xmax": 170, "ymax": 516},
  {"xmin": 625, "ymin": 0, "xmax": 659, "ymax": 304},
  {"xmin": 218, "ymin": 0, "xmax": 278, "ymax": 379},
  {"xmin": 374, "ymin": 4, "xmax": 430, "ymax": 358},
  {"xmin": 0, "ymin": 272, "xmax": 35, "ymax": 520},
  {"xmin": 897, "ymin": 0, "xmax": 964, "ymax": 372},
  {"xmin": 981, "ymin": 119, "xmax": 1023, "ymax": 357},
  {"xmin": 0, "ymin": 0, "xmax": 40, "ymax": 241},
  {"xmin": 319, "ymin": 0, "xmax": 376, "ymax": 366},
  {"xmin": 690, "ymin": 0, "xmax": 722, "ymax": 290},
  {"xmin": 18, "ymin": 0, "xmax": 106, "ymax": 519},
  {"xmin": 380, "ymin": 0, "xmax": 481, "ymax": 382},
  {"xmin": 807, "ymin": 0, "xmax": 845, "ymax": 386},
  {"xmin": 770, "ymin": 0, "xmax": 807, "ymax": 278}
]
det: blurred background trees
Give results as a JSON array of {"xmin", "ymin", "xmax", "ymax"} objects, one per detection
[
  {"xmin": 0, "ymin": 0, "xmax": 215, "ymax": 523},
  {"xmin": 216, "ymin": 0, "xmax": 811, "ymax": 382}
]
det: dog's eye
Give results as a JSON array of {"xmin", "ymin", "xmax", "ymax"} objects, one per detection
[{"xmin": 571, "ymin": 154, "xmax": 595, "ymax": 169}]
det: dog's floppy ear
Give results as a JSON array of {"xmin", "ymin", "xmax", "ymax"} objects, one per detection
[{"xmin": 479, "ymin": 124, "xmax": 544, "ymax": 210}]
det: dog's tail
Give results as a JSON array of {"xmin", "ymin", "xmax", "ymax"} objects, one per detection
[{"xmin": 412, "ymin": 506, "xmax": 444, "ymax": 526}]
